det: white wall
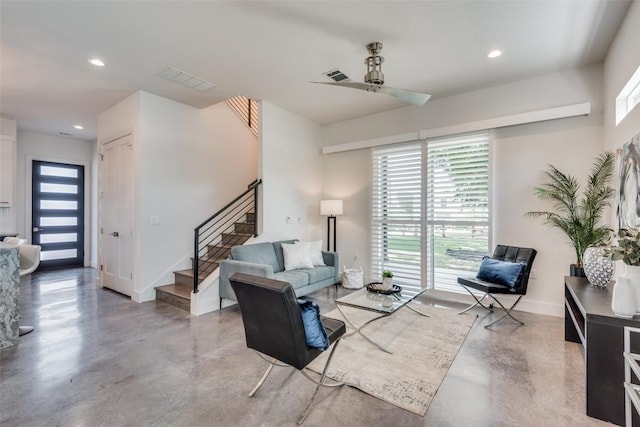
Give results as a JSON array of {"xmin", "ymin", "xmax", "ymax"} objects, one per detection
[
  {"xmin": 14, "ymin": 131, "xmax": 95, "ymax": 265},
  {"xmin": 604, "ymin": 1, "xmax": 640, "ymax": 151},
  {"xmin": 323, "ymin": 64, "xmax": 604, "ymax": 146},
  {"xmin": 98, "ymin": 91, "xmax": 257, "ymax": 300},
  {"xmin": 321, "ymin": 65, "xmax": 605, "ymax": 317},
  {"xmin": 0, "ymin": 117, "xmax": 17, "ymax": 233},
  {"xmin": 0, "ymin": 117, "xmax": 17, "ymax": 138},
  {"xmin": 136, "ymin": 92, "xmax": 257, "ymax": 299},
  {"xmin": 257, "ymin": 102, "xmax": 324, "ymax": 243}
]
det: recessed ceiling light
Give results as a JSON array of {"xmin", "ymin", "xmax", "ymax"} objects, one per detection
[
  {"xmin": 488, "ymin": 50, "xmax": 503, "ymax": 59},
  {"xmin": 73, "ymin": 125, "xmax": 84, "ymax": 130},
  {"xmin": 89, "ymin": 58, "xmax": 105, "ymax": 67}
]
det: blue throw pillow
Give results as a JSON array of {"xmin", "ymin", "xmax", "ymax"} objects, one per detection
[
  {"xmin": 297, "ymin": 299, "xmax": 329, "ymax": 351},
  {"xmin": 476, "ymin": 257, "xmax": 526, "ymax": 288}
]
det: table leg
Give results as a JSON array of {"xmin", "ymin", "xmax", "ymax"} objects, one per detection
[{"xmin": 335, "ymin": 304, "xmax": 393, "ymax": 354}]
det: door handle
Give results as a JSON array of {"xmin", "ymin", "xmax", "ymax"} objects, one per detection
[{"xmin": 111, "ymin": 232, "xmax": 119, "ymax": 237}]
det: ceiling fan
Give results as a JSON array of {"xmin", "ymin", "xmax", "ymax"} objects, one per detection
[{"xmin": 313, "ymin": 42, "xmax": 431, "ymax": 106}]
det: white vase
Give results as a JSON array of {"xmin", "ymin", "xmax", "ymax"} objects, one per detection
[
  {"xmin": 612, "ymin": 276, "xmax": 636, "ymax": 318},
  {"xmin": 583, "ymin": 246, "xmax": 615, "ymax": 287},
  {"xmin": 382, "ymin": 276, "xmax": 393, "ymax": 290},
  {"xmin": 624, "ymin": 264, "xmax": 640, "ymax": 314}
]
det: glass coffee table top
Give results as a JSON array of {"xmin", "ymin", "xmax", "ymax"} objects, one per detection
[
  {"xmin": 336, "ymin": 286, "xmax": 427, "ymax": 314},
  {"xmin": 334, "ymin": 285, "xmax": 429, "ymax": 354}
]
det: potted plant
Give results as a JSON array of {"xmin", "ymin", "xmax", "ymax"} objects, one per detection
[
  {"xmin": 382, "ymin": 270, "xmax": 394, "ymax": 290},
  {"xmin": 526, "ymin": 151, "xmax": 615, "ymax": 276}
]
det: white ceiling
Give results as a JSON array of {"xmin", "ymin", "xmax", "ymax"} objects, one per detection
[{"xmin": 0, "ymin": 0, "xmax": 632, "ymax": 141}]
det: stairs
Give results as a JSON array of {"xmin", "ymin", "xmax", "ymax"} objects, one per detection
[{"xmin": 155, "ymin": 212, "xmax": 255, "ymax": 311}]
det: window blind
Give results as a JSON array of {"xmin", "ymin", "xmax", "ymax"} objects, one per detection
[
  {"xmin": 371, "ymin": 142, "xmax": 422, "ymax": 292},
  {"xmin": 371, "ymin": 132, "xmax": 490, "ymax": 294},
  {"xmin": 426, "ymin": 132, "xmax": 490, "ymax": 292}
]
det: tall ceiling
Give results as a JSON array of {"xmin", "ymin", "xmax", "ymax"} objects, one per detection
[{"xmin": 0, "ymin": 0, "xmax": 632, "ymax": 141}]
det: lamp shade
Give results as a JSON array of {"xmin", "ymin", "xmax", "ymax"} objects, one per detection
[{"xmin": 320, "ymin": 200, "xmax": 343, "ymax": 216}]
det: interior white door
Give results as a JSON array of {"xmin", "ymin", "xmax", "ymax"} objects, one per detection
[{"xmin": 101, "ymin": 134, "xmax": 134, "ymax": 296}]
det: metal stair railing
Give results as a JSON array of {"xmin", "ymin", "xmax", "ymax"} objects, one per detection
[{"xmin": 193, "ymin": 179, "xmax": 262, "ymax": 293}]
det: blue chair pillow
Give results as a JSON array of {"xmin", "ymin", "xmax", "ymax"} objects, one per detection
[
  {"xmin": 476, "ymin": 257, "xmax": 526, "ymax": 288},
  {"xmin": 297, "ymin": 299, "xmax": 329, "ymax": 350}
]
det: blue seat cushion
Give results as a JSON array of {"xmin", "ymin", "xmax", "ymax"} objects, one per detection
[
  {"xmin": 272, "ymin": 271, "xmax": 310, "ymax": 289},
  {"xmin": 231, "ymin": 243, "xmax": 280, "ymax": 273},
  {"xmin": 298, "ymin": 266, "xmax": 335, "ymax": 284},
  {"xmin": 297, "ymin": 299, "xmax": 329, "ymax": 350},
  {"xmin": 476, "ymin": 257, "xmax": 526, "ymax": 288}
]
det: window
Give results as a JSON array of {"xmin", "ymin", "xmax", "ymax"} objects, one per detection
[
  {"xmin": 425, "ymin": 133, "xmax": 490, "ymax": 292},
  {"xmin": 616, "ymin": 65, "xmax": 640, "ymax": 125},
  {"xmin": 371, "ymin": 142, "xmax": 422, "ymax": 292},
  {"xmin": 371, "ymin": 132, "xmax": 490, "ymax": 293}
]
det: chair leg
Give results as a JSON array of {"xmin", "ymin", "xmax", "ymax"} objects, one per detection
[
  {"xmin": 298, "ymin": 338, "xmax": 342, "ymax": 425},
  {"xmin": 484, "ymin": 295, "xmax": 524, "ymax": 328},
  {"xmin": 249, "ymin": 358, "xmax": 276, "ymax": 397},
  {"xmin": 458, "ymin": 285, "xmax": 493, "ymax": 314}
]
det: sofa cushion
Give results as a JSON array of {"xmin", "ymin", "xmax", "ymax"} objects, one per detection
[
  {"xmin": 272, "ymin": 239, "xmax": 298, "ymax": 272},
  {"xmin": 231, "ymin": 242, "xmax": 280, "ymax": 274},
  {"xmin": 273, "ymin": 271, "xmax": 310, "ymax": 290},
  {"xmin": 297, "ymin": 240, "xmax": 326, "ymax": 266},
  {"xmin": 298, "ymin": 266, "xmax": 335, "ymax": 284},
  {"xmin": 282, "ymin": 242, "xmax": 314, "ymax": 271}
]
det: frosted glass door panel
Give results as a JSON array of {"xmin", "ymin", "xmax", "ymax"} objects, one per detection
[
  {"xmin": 40, "ymin": 200, "xmax": 78, "ymax": 210},
  {"xmin": 40, "ymin": 183, "xmax": 78, "ymax": 194}
]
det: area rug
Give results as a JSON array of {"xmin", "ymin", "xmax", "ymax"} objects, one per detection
[{"xmin": 308, "ymin": 305, "xmax": 477, "ymax": 415}]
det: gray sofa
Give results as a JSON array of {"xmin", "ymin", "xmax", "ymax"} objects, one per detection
[{"xmin": 219, "ymin": 240, "xmax": 339, "ymax": 302}]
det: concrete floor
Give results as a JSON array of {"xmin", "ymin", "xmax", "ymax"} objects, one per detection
[{"xmin": 1, "ymin": 268, "xmax": 614, "ymax": 427}]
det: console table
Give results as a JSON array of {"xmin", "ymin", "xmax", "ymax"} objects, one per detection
[{"xmin": 565, "ymin": 276, "xmax": 640, "ymax": 426}]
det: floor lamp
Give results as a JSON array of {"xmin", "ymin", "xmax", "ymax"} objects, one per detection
[{"xmin": 320, "ymin": 200, "xmax": 343, "ymax": 252}]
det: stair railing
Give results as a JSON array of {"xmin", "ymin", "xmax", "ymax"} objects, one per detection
[{"xmin": 193, "ymin": 179, "xmax": 262, "ymax": 293}]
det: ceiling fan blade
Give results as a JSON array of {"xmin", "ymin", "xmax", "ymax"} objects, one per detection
[
  {"xmin": 378, "ymin": 86, "xmax": 431, "ymax": 106},
  {"xmin": 311, "ymin": 81, "xmax": 379, "ymax": 91},
  {"xmin": 312, "ymin": 81, "xmax": 431, "ymax": 106}
]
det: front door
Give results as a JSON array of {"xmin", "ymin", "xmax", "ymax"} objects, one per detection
[
  {"xmin": 100, "ymin": 134, "xmax": 135, "ymax": 296},
  {"xmin": 32, "ymin": 160, "xmax": 85, "ymax": 269}
]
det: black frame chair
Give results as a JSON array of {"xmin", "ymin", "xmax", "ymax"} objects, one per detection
[
  {"xmin": 457, "ymin": 245, "xmax": 537, "ymax": 328},
  {"xmin": 229, "ymin": 272, "xmax": 346, "ymax": 425}
]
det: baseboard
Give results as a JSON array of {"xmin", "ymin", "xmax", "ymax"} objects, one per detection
[
  {"xmin": 428, "ymin": 288, "xmax": 563, "ymax": 318},
  {"xmin": 132, "ymin": 287, "xmax": 156, "ymax": 303}
]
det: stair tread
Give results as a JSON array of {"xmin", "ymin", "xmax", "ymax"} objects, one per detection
[
  {"xmin": 156, "ymin": 284, "xmax": 191, "ymax": 299},
  {"xmin": 174, "ymin": 269, "xmax": 209, "ymax": 280}
]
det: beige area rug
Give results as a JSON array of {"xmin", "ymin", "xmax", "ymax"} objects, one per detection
[{"xmin": 308, "ymin": 305, "xmax": 477, "ymax": 415}]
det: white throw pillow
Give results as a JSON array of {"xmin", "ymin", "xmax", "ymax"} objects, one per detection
[
  {"xmin": 282, "ymin": 242, "xmax": 314, "ymax": 271},
  {"xmin": 3, "ymin": 237, "xmax": 27, "ymax": 246},
  {"xmin": 296, "ymin": 240, "xmax": 325, "ymax": 266}
]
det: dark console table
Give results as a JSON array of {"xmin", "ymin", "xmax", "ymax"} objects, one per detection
[{"xmin": 565, "ymin": 276, "xmax": 640, "ymax": 425}]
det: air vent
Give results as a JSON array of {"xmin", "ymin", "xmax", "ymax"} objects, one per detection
[
  {"xmin": 323, "ymin": 68, "xmax": 350, "ymax": 82},
  {"xmin": 157, "ymin": 66, "xmax": 216, "ymax": 92}
]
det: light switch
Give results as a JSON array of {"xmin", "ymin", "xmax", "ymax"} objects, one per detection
[{"xmin": 150, "ymin": 216, "xmax": 160, "ymax": 226}]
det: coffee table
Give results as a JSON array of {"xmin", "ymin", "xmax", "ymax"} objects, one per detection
[{"xmin": 335, "ymin": 286, "xmax": 429, "ymax": 354}]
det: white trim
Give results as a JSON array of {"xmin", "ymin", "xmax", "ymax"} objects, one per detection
[
  {"xmin": 322, "ymin": 102, "xmax": 591, "ymax": 154},
  {"xmin": 322, "ymin": 131, "xmax": 420, "ymax": 154}
]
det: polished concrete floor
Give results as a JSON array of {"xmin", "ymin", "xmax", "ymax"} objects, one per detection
[{"xmin": 1, "ymin": 268, "xmax": 613, "ymax": 427}]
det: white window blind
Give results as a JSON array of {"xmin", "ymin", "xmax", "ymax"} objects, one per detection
[
  {"xmin": 371, "ymin": 143, "xmax": 422, "ymax": 292},
  {"xmin": 371, "ymin": 132, "xmax": 490, "ymax": 294},
  {"xmin": 426, "ymin": 132, "xmax": 490, "ymax": 292}
]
